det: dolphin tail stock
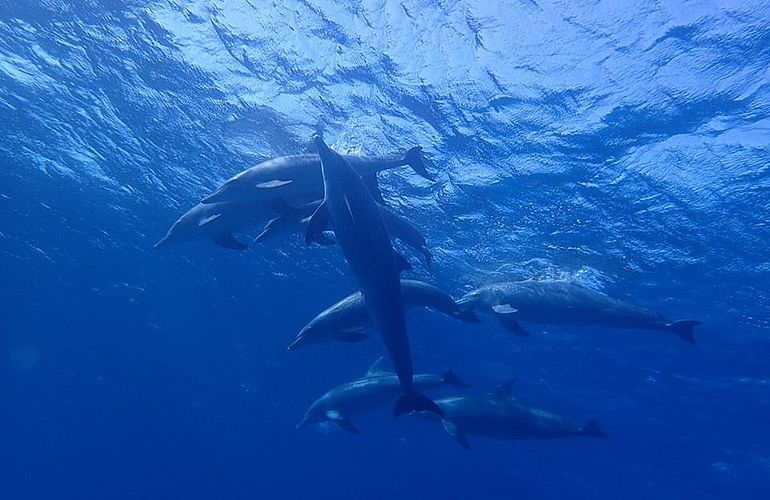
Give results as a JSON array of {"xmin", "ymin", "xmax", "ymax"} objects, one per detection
[
  {"xmin": 393, "ymin": 389, "xmax": 443, "ymax": 419},
  {"xmin": 664, "ymin": 319, "xmax": 701, "ymax": 344},
  {"xmin": 582, "ymin": 420, "xmax": 608, "ymax": 438},
  {"xmin": 442, "ymin": 369, "xmax": 469, "ymax": 388},
  {"xmin": 403, "ymin": 146, "xmax": 434, "ymax": 181}
]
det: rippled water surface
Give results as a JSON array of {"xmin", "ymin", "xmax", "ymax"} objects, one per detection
[{"xmin": 2, "ymin": 1, "xmax": 769, "ymax": 499}]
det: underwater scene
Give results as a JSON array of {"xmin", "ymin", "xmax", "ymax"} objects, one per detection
[{"xmin": 2, "ymin": 1, "xmax": 769, "ymax": 499}]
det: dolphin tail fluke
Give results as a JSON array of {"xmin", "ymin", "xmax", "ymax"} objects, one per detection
[
  {"xmin": 403, "ymin": 146, "xmax": 434, "ymax": 181},
  {"xmin": 393, "ymin": 390, "xmax": 443, "ymax": 419},
  {"xmin": 442, "ymin": 369, "xmax": 469, "ymax": 388},
  {"xmin": 665, "ymin": 319, "xmax": 700, "ymax": 344},
  {"xmin": 582, "ymin": 420, "xmax": 608, "ymax": 438}
]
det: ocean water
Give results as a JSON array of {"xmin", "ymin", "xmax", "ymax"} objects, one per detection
[{"xmin": 2, "ymin": 1, "xmax": 769, "ymax": 499}]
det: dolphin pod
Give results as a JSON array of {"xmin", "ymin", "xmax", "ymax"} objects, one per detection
[
  {"xmin": 152, "ymin": 133, "xmax": 701, "ymax": 448},
  {"xmin": 297, "ymin": 357, "xmax": 466, "ymax": 433},
  {"xmin": 457, "ymin": 281, "xmax": 700, "ymax": 343},
  {"xmin": 430, "ymin": 380, "xmax": 606, "ymax": 449},
  {"xmin": 287, "ymin": 279, "xmax": 479, "ymax": 351},
  {"xmin": 307, "ymin": 135, "xmax": 442, "ymax": 418}
]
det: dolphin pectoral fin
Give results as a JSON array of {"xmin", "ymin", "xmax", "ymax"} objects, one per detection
[
  {"xmin": 305, "ymin": 201, "xmax": 330, "ymax": 246},
  {"xmin": 254, "ymin": 218, "xmax": 281, "ymax": 243},
  {"xmin": 403, "ymin": 146, "xmax": 434, "ymax": 182},
  {"xmin": 212, "ymin": 233, "xmax": 248, "ymax": 251},
  {"xmin": 255, "ymin": 179, "xmax": 293, "ymax": 189},
  {"xmin": 362, "ymin": 174, "xmax": 385, "ymax": 204},
  {"xmin": 393, "ymin": 251, "xmax": 412, "ymax": 273},
  {"xmin": 442, "ymin": 420, "xmax": 470, "ymax": 449},
  {"xmin": 491, "ymin": 304, "xmax": 518, "ymax": 314},
  {"xmin": 198, "ymin": 213, "xmax": 224, "ymax": 226},
  {"xmin": 325, "ymin": 411, "xmax": 360, "ymax": 434},
  {"xmin": 665, "ymin": 319, "xmax": 700, "ymax": 344},
  {"xmin": 494, "ymin": 314, "xmax": 530, "ymax": 337},
  {"xmin": 364, "ymin": 356, "xmax": 389, "ymax": 377}
]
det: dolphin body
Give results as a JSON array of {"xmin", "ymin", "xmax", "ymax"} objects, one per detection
[
  {"xmin": 255, "ymin": 200, "xmax": 434, "ymax": 269},
  {"xmin": 154, "ymin": 201, "xmax": 273, "ymax": 250},
  {"xmin": 297, "ymin": 358, "xmax": 466, "ymax": 433},
  {"xmin": 288, "ymin": 279, "xmax": 480, "ymax": 351},
  {"xmin": 306, "ymin": 135, "xmax": 442, "ymax": 418},
  {"xmin": 457, "ymin": 281, "xmax": 700, "ymax": 343},
  {"xmin": 201, "ymin": 147, "xmax": 431, "ymax": 206},
  {"xmin": 431, "ymin": 381, "xmax": 606, "ymax": 449}
]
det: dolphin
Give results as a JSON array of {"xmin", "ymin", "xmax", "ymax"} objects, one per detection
[
  {"xmin": 297, "ymin": 358, "xmax": 467, "ymax": 433},
  {"xmin": 154, "ymin": 200, "xmax": 273, "ymax": 251},
  {"xmin": 288, "ymin": 280, "xmax": 480, "ymax": 351},
  {"xmin": 201, "ymin": 147, "xmax": 431, "ymax": 205},
  {"xmin": 457, "ymin": 281, "xmax": 700, "ymax": 343},
  {"xmin": 254, "ymin": 200, "xmax": 433, "ymax": 269},
  {"xmin": 306, "ymin": 134, "xmax": 442, "ymax": 418},
  {"xmin": 429, "ymin": 380, "xmax": 606, "ymax": 449}
]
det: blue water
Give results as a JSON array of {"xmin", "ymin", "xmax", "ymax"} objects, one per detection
[{"xmin": 2, "ymin": 1, "xmax": 770, "ymax": 499}]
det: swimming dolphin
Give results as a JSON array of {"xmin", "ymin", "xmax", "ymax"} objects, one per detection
[
  {"xmin": 254, "ymin": 200, "xmax": 433, "ymax": 269},
  {"xmin": 288, "ymin": 279, "xmax": 479, "ymax": 351},
  {"xmin": 306, "ymin": 134, "xmax": 442, "ymax": 418},
  {"xmin": 429, "ymin": 380, "xmax": 606, "ymax": 449},
  {"xmin": 201, "ymin": 147, "xmax": 431, "ymax": 205},
  {"xmin": 154, "ymin": 200, "xmax": 273, "ymax": 251},
  {"xmin": 297, "ymin": 358, "xmax": 466, "ymax": 433},
  {"xmin": 457, "ymin": 281, "xmax": 700, "ymax": 343}
]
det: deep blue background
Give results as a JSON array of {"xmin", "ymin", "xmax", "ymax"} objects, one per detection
[{"xmin": 2, "ymin": 1, "xmax": 769, "ymax": 499}]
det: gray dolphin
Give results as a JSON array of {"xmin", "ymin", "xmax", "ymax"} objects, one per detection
[
  {"xmin": 457, "ymin": 281, "xmax": 700, "ymax": 343},
  {"xmin": 430, "ymin": 380, "xmax": 606, "ymax": 449},
  {"xmin": 297, "ymin": 358, "xmax": 467, "ymax": 433},
  {"xmin": 288, "ymin": 279, "xmax": 480, "ymax": 351},
  {"xmin": 254, "ymin": 200, "xmax": 433, "ymax": 269},
  {"xmin": 201, "ymin": 147, "xmax": 431, "ymax": 205},
  {"xmin": 154, "ymin": 201, "xmax": 273, "ymax": 251},
  {"xmin": 306, "ymin": 135, "xmax": 441, "ymax": 418}
]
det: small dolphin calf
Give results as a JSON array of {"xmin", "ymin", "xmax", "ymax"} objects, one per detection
[
  {"xmin": 255, "ymin": 200, "xmax": 434, "ymax": 269},
  {"xmin": 458, "ymin": 281, "xmax": 700, "ymax": 343},
  {"xmin": 202, "ymin": 147, "xmax": 431, "ymax": 205},
  {"xmin": 430, "ymin": 380, "xmax": 606, "ymax": 449},
  {"xmin": 154, "ymin": 201, "xmax": 273, "ymax": 250},
  {"xmin": 297, "ymin": 358, "xmax": 466, "ymax": 433},
  {"xmin": 288, "ymin": 280, "xmax": 479, "ymax": 351},
  {"xmin": 307, "ymin": 135, "xmax": 441, "ymax": 418}
]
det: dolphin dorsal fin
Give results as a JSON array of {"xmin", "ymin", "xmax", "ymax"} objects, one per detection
[
  {"xmin": 364, "ymin": 356, "xmax": 389, "ymax": 378},
  {"xmin": 491, "ymin": 379, "xmax": 517, "ymax": 399}
]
